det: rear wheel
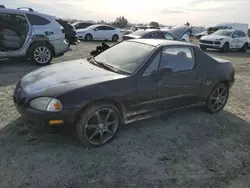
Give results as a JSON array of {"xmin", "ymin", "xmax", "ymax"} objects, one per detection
[
  {"xmin": 28, "ymin": 44, "xmax": 53, "ymax": 66},
  {"xmin": 220, "ymin": 42, "xmax": 229, "ymax": 53},
  {"xmin": 75, "ymin": 103, "xmax": 121, "ymax": 148},
  {"xmin": 205, "ymin": 83, "xmax": 229, "ymax": 113}
]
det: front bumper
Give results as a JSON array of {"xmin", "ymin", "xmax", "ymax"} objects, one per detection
[
  {"xmin": 15, "ymin": 103, "xmax": 78, "ymax": 134},
  {"xmin": 199, "ymin": 41, "xmax": 222, "ymax": 49}
]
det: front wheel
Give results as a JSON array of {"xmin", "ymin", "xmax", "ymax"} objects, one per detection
[
  {"xmin": 85, "ymin": 34, "xmax": 93, "ymax": 41},
  {"xmin": 220, "ymin": 43, "xmax": 229, "ymax": 53},
  {"xmin": 29, "ymin": 44, "xmax": 53, "ymax": 66},
  {"xmin": 205, "ymin": 83, "xmax": 229, "ymax": 113},
  {"xmin": 112, "ymin": 34, "xmax": 119, "ymax": 42},
  {"xmin": 200, "ymin": 46, "xmax": 207, "ymax": 51},
  {"xmin": 75, "ymin": 103, "xmax": 121, "ymax": 148}
]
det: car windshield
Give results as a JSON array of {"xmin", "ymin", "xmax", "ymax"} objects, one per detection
[
  {"xmin": 94, "ymin": 41, "xmax": 154, "ymax": 74},
  {"xmin": 211, "ymin": 30, "xmax": 233, "ymax": 36}
]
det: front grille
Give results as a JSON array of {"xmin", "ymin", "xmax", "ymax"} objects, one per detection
[{"xmin": 200, "ymin": 40, "xmax": 213, "ymax": 44}]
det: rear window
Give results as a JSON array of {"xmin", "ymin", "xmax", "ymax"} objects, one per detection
[{"xmin": 26, "ymin": 14, "xmax": 51, "ymax": 25}]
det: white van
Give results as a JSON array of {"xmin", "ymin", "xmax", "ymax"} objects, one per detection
[{"xmin": 210, "ymin": 23, "xmax": 248, "ymax": 35}]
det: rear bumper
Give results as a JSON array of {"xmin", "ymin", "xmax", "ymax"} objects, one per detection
[
  {"xmin": 52, "ymin": 38, "xmax": 69, "ymax": 55},
  {"xmin": 228, "ymin": 78, "xmax": 235, "ymax": 88}
]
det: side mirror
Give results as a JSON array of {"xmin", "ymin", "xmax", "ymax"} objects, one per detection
[
  {"xmin": 232, "ymin": 35, "xmax": 238, "ymax": 38},
  {"xmin": 94, "ymin": 28, "xmax": 98, "ymax": 31},
  {"xmin": 160, "ymin": 67, "xmax": 173, "ymax": 75}
]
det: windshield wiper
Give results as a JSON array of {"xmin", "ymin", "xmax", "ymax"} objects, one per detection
[{"xmin": 92, "ymin": 57, "xmax": 129, "ymax": 75}]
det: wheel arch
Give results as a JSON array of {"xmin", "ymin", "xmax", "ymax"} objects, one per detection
[
  {"xmin": 73, "ymin": 98, "xmax": 126, "ymax": 130},
  {"xmin": 26, "ymin": 38, "xmax": 55, "ymax": 58}
]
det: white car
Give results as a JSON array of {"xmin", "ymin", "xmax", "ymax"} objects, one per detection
[
  {"xmin": 199, "ymin": 29, "xmax": 249, "ymax": 53},
  {"xmin": 76, "ymin": 24, "xmax": 121, "ymax": 41},
  {"xmin": 0, "ymin": 6, "xmax": 68, "ymax": 65}
]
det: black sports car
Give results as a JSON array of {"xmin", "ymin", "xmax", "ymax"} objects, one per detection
[
  {"xmin": 13, "ymin": 39, "xmax": 235, "ymax": 147},
  {"xmin": 123, "ymin": 29, "xmax": 176, "ymax": 40}
]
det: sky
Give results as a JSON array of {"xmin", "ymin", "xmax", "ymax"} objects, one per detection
[{"xmin": 2, "ymin": 0, "xmax": 250, "ymax": 27}]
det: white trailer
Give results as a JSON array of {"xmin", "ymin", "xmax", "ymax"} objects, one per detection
[{"xmin": 214, "ymin": 23, "xmax": 249, "ymax": 35}]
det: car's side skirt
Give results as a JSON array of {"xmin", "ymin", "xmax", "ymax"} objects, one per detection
[{"xmin": 124, "ymin": 102, "xmax": 206, "ymax": 125}]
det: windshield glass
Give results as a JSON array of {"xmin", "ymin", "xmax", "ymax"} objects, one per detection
[
  {"xmin": 211, "ymin": 30, "xmax": 233, "ymax": 36},
  {"xmin": 94, "ymin": 41, "xmax": 154, "ymax": 74}
]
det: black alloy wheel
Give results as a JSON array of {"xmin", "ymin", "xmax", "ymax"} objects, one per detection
[{"xmin": 206, "ymin": 83, "xmax": 229, "ymax": 113}]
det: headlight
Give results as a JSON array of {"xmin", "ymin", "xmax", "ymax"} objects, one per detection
[{"xmin": 30, "ymin": 97, "xmax": 62, "ymax": 112}]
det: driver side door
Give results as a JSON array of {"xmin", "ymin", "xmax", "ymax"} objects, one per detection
[
  {"xmin": 230, "ymin": 31, "xmax": 240, "ymax": 49},
  {"xmin": 136, "ymin": 51, "xmax": 162, "ymax": 117}
]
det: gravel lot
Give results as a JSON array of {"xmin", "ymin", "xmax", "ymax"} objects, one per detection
[{"xmin": 1, "ymin": 40, "xmax": 250, "ymax": 188}]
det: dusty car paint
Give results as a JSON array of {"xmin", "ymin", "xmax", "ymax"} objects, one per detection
[{"xmin": 14, "ymin": 39, "xmax": 235, "ymax": 132}]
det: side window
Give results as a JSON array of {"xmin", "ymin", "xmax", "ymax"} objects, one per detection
[
  {"xmin": 105, "ymin": 26, "xmax": 115, "ymax": 30},
  {"xmin": 159, "ymin": 47, "xmax": 195, "ymax": 73},
  {"xmin": 26, "ymin": 14, "xmax": 51, "ymax": 25},
  {"xmin": 143, "ymin": 52, "xmax": 161, "ymax": 76},
  {"xmin": 239, "ymin": 31, "xmax": 246, "ymax": 37},
  {"xmin": 148, "ymin": 32, "xmax": 158, "ymax": 38},
  {"xmin": 233, "ymin": 31, "xmax": 241, "ymax": 38},
  {"xmin": 95, "ymin": 26, "xmax": 106, "ymax": 30}
]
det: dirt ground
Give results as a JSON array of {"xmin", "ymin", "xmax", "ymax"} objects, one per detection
[{"xmin": 1, "ymin": 41, "xmax": 250, "ymax": 188}]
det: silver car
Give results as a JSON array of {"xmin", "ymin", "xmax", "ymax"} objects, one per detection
[{"xmin": 0, "ymin": 6, "xmax": 68, "ymax": 65}]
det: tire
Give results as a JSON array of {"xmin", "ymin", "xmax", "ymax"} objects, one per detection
[
  {"xmin": 205, "ymin": 83, "xmax": 229, "ymax": 113},
  {"xmin": 112, "ymin": 34, "xmax": 119, "ymax": 42},
  {"xmin": 75, "ymin": 103, "xmax": 121, "ymax": 148},
  {"xmin": 84, "ymin": 34, "xmax": 93, "ymax": 41},
  {"xmin": 28, "ymin": 44, "xmax": 53, "ymax": 66},
  {"xmin": 240, "ymin": 43, "xmax": 248, "ymax": 52},
  {"xmin": 200, "ymin": 46, "xmax": 207, "ymax": 51},
  {"xmin": 220, "ymin": 43, "xmax": 229, "ymax": 53}
]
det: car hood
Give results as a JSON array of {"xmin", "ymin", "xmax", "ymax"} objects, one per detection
[
  {"xmin": 201, "ymin": 35, "xmax": 229, "ymax": 41},
  {"xmin": 21, "ymin": 59, "xmax": 126, "ymax": 96},
  {"xmin": 123, "ymin": 34, "xmax": 142, "ymax": 40},
  {"xmin": 76, "ymin": 28, "xmax": 88, "ymax": 33}
]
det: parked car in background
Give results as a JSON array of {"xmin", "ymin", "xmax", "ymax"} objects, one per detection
[
  {"xmin": 123, "ymin": 25, "xmax": 159, "ymax": 35},
  {"xmin": 14, "ymin": 39, "xmax": 235, "ymax": 147},
  {"xmin": 77, "ymin": 24, "xmax": 121, "ymax": 41},
  {"xmin": 167, "ymin": 25, "xmax": 192, "ymax": 42},
  {"xmin": 56, "ymin": 19, "xmax": 78, "ymax": 47},
  {"xmin": 0, "ymin": 7, "xmax": 68, "ymax": 65},
  {"xmin": 207, "ymin": 23, "xmax": 249, "ymax": 35},
  {"xmin": 199, "ymin": 29, "xmax": 249, "ymax": 52},
  {"xmin": 122, "ymin": 29, "xmax": 176, "ymax": 40},
  {"xmin": 72, "ymin": 22, "xmax": 94, "ymax": 30},
  {"xmin": 195, "ymin": 31, "xmax": 208, "ymax": 39}
]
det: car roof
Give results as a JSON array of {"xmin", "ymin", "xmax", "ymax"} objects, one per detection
[
  {"xmin": 0, "ymin": 7, "xmax": 55, "ymax": 19},
  {"xmin": 127, "ymin": 39, "xmax": 195, "ymax": 47}
]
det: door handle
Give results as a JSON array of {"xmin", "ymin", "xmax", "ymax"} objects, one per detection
[{"xmin": 45, "ymin": 31, "xmax": 54, "ymax": 36}]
